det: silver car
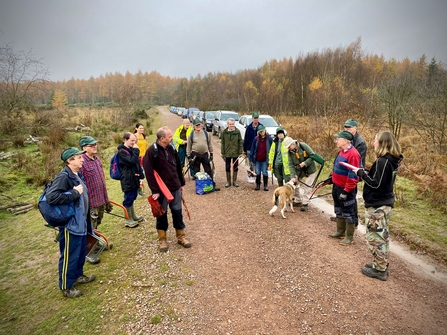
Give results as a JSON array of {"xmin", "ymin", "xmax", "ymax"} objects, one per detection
[
  {"xmin": 212, "ymin": 110, "xmax": 240, "ymax": 139},
  {"xmin": 236, "ymin": 114, "xmax": 286, "ymax": 140}
]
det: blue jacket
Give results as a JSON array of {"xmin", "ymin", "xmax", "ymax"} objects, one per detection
[
  {"xmin": 46, "ymin": 166, "xmax": 92, "ymax": 236},
  {"xmin": 243, "ymin": 122, "xmax": 263, "ymax": 152},
  {"xmin": 250, "ymin": 134, "xmax": 273, "ymax": 163}
]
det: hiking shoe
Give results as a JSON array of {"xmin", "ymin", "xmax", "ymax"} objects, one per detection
[
  {"xmin": 361, "ymin": 266, "xmax": 388, "ymax": 281},
  {"xmin": 75, "ymin": 274, "xmax": 96, "ymax": 285},
  {"xmin": 62, "ymin": 286, "xmax": 83, "ymax": 298},
  {"xmin": 365, "ymin": 263, "xmax": 389, "ymax": 274},
  {"xmin": 292, "ymin": 197, "xmax": 302, "ymax": 204},
  {"xmin": 300, "ymin": 204, "xmax": 308, "ymax": 212}
]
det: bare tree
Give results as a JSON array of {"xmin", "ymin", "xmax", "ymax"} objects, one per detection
[{"xmin": 0, "ymin": 43, "xmax": 49, "ymax": 133}]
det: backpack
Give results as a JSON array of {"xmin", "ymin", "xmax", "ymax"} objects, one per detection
[
  {"xmin": 190, "ymin": 129, "xmax": 209, "ymax": 143},
  {"xmin": 110, "ymin": 152, "xmax": 122, "ymax": 180},
  {"xmin": 38, "ymin": 172, "xmax": 76, "ymax": 227}
]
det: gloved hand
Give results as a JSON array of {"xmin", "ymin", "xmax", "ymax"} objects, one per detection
[
  {"xmin": 105, "ymin": 202, "xmax": 113, "ymax": 213},
  {"xmin": 209, "ymin": 153, "xmax": 213, "ymax": 161},
  {"xmin": 339, "ymin": 191, "xmax": 349, "ymax": 201},
  {"xmin": 268, "ymin": 164, "xmax": 272, "ymax": 171},
  {"xmin": 187, "ymin": 155, "xmax": 193, "ymax": 163}
]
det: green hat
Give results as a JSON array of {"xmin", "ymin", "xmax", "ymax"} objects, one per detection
[
  {"xmin": 79, "ymin": 136, "xmax": 97, "ymax": 148},
  {"xmin": 252, "ymin": 112, "xmax": 259, "ymax": 118},
  {"xmin": 344, "ymin": 119, "xmax": 358, "ymax": 127},
  {"xmin": 61, "ymin": 147, "xmax": 85, "ymax": 161},
  {"xmin": 333, "ymin": 130, "xmax": 354, "ymax": 141},
  {"xmin": 276, "ymin": 127, "xmax": 285, "ymax": 135},
  {"xmin": 257, "ymin": 124, "xmax": 266, "ymax": 133},
  {"xmin": 193, "ymin": 119, "xmax": 201, "ymax": 126}
]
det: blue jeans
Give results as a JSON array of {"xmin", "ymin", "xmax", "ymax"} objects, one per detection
[
  {"xmin": 123, "ymin": 189, "xmax": 138, "ymax": 208},
  {"xmin": 255, "ymin": 161, "xmax": 268, "ymax": 177}
]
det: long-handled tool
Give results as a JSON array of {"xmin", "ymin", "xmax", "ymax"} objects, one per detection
[
  {"xmin": 309, "ymin": 179, "xmax": 332, "ymax": 200},
  {"xmin": 181, "ymin": 193, "xmax": 191, "ymax": 220},
  {"xmin": 108, "ymin": 200, "xmax": 130, "ymax": 219},
  {"xmin": 183, "ymin": 156, "xmax": 196, "ymax": 177}
]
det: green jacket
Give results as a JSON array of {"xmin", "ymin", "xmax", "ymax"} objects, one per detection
[
  {"xmin": 221, "ymin": 128, "xmax": 243, "ymax": 158},
  {"xmin": 288, "ymin": 142, "xmax": 317, "ymax": 178}
]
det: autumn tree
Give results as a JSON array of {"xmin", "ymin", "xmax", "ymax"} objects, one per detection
[{"xmin": 52, "ymin": 89, "xmax": 67, "ymax": 110}]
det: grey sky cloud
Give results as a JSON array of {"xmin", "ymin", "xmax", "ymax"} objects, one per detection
[{"xmin": 1, "ymin": 0, "xmax": 446, "ymax": 81}]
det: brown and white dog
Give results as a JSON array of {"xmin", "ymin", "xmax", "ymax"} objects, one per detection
[{"xmin": 269, "ymin": 179, "xmax": 299, "ymax": 219}]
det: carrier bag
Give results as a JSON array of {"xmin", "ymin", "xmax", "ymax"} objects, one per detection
[{"xmin": 195, "ymin": 172, "xmax": 214, "ymax": 195}]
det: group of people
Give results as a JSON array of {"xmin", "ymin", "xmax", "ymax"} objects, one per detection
[
  {"xmin": 47, "ymin": 115, "xmax": 403, "ymax": 298},
  {"xmin": 46, "ymin": 124, "xmax": 150, "ymax": 298},
  {"xmin": 326, "ymin": 120, "xmax": 403, "ymax": 282}
]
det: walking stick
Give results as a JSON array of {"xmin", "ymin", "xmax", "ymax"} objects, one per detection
[{"xmin": 181, "ymin": 193, "xmax": 191, "ymax": 220}]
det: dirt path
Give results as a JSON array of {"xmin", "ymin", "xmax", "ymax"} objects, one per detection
[{"xmin": 129, "ymin": 106, "xmax": 447, "ymax": 334}]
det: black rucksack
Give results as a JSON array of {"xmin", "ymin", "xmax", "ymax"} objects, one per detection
[{"xmin": 38, "ymin": 172, "xmax": 76, "ymax": 227}]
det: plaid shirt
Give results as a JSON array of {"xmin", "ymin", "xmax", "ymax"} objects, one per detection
[{"xmin": 80, "ymin": 153, "xmax": 109, "ymax": 208}]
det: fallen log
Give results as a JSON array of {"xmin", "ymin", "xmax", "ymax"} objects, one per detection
[
  {"xmin": 14, "ymin": 208, "xmax": 33, "ymax": 215},
  {"xmin": 8, "ymin": 204, "xmax": 34, "ymax": 212}
]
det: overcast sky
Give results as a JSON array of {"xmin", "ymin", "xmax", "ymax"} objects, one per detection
[{"xmin": 1, "ymin": 0, "xmax": 446, "ymax": 82}]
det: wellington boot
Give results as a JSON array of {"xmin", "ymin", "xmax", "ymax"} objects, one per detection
[
  {"xmin": 255, "ymin": 175, "xmax": 261, "ymax": 190},
  {"xmin": 263, "ymin": 175, "xmax": 269, "ymax": 191},
  {"xmin": 125, "ymin": 207, "xmax": 139, "ymax": 228},
  {"xmin": 340, "ymin": 223, "xmax": 355, "ymax": 246},
  {"xmin": 130, "ymin": 204, "xmax": 143, "ymax": 222},
  {"xmin": 233, "ymin": 171, "xmax": 239, "ymax": 187},
  {"xmin": 213, "ymin": 182, "xmax": 220, "ymax": 191},
  {"xmin": 157, "ymin": 230, "xmax": 168, "ymax": 252},
  {"xmin": 328, "ymin": 218, "xmax": 346, "ymax": 238},
  {"xmin": 225, "ymin": 172, "xmax": 231, "ymax": 188},
  {"xmin": 175, "ymin": 229, "xmax": 191, "ymax": 248}
]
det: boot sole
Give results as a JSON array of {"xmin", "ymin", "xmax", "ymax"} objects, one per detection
[{"xmin": 339, "ymin": 241, "xmax": 354, "ymax": 246}]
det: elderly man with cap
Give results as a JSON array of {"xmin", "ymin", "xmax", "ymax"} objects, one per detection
[
  {"xmin": 330, "ymin": 119, "xmax": 368, "ymax": 225},
  {"xmin": 221, "ymin": 117, "xmax": 243, "ymax": 187},
  {"xmin": 243, "ymin": 112, "xmax": 263, "ymax": 170},
  {"xmin": 326, "ymin": 130, "xmax": 361, "ymax": 246},
  {"xmin": 249, "ymin": 124, "xmax": 272, "ymax": 191},
  {"xmin": 46, "ymin": 147, "xmax": 96, "ymax": 298},
  {"xmin": 268, "ymin": 127, "xmax": 289, "ymax": 186},
  {"xmin": 79, "ymin": 136, "xmax": 113, "ymax": 263},
  {"xmin": 285, "ymin": 137, "xmax": 318, "ymax": 212}
]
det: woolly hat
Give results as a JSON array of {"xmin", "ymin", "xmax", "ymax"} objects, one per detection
[
  {"xmin": 276, "ymin": 127, "xmax": 285, "ymax": 135},
  {"xmin": 283, "ymin": 137, "xmax": 296, "ymax": 149}
]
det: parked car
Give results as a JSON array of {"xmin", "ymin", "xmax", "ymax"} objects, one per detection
[
  {"xmin": 176, "ymin": 107, "xmax": 186, "ymax": 116},
  {"xmin": 236, "ymin": 114, "xmax": 286, "ymax": 140},
  {"xmin": 170, "ymin": 106, "xmax": 177, "ymax": 113},
  {"xmin": 187, "ymin": 107, "xmax": 200, "ymax": 120},
  {"xmin": 212, "ymin": 110, "xmax": 240, "ymax": 139},
  {"xmin": 189, "ymin": 109, "xmax": 201, "ymax": 122},
  {"xmin": 202, "ymin": 111, "xmax": 215, "ymax": 131}
]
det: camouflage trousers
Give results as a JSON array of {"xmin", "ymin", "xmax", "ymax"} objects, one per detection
[
  {"xmin": 365, "ymin": 206, "xmax": 392, "ymax": 271},
  {"xmin": 91, "ymin": 205, "xmax": 105, "ymax": 229}
]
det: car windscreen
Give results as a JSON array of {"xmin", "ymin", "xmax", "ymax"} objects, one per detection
[
  {"xmin": 259, "ymin": 117, "xmax": 279, "ymax": 127},
  {"xmin": 206, "ymin": 113, "xmax": 215, "ymax": 119},
  {"xmin": 221, "ymin": 113, "xmax": 239, "ymax": 121}
]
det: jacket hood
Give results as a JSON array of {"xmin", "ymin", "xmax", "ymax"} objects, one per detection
[{"xmin": 384, "ymin": 153, "xmax": 403, "ymax": 170}]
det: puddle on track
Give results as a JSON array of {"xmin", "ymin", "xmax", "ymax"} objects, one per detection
[{"xmin": 311, "ymin": 196, "xmax": 447, "ymax": 284}]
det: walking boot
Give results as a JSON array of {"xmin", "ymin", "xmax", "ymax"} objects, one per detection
[
  {"xmin": 263, "ymin": 175, "xmax": 269, "ymax": 191},
  {"xmin": 340, "ymin": 223, "xmax": 355, "ymax": 245},
  {"xmin": 157, "ymin": 230, "xmax": 168, "ymax": 252},
  {"xmin": 125, "ymin": 207, "xmax": 139, "ymax": 228},
  {"xmin": 233, "ymin": 171, "xmax": 239, "ymax": 187},
  {"xmin": 361, "ymin": 266, "xmax": 388, "ymax": 281},
  {"xmin": 328, "ymin": 218, "xmax": 346, "ymax": 238},
  {"xmin": 213, "ymin": 181, "xmax": 220, "ymax": 191},
  {"xmin": 255, "ymin": 175, "xmax": 261, "ymax": 190},
  {"xmin": 175, "ymin": 229, "xmax": 191, "ymax": 248},
  {"xmin": 130, "ymin": 204, "xmax": 143, "ymax": 222},
  {"xmin": 225, "ymin": 172, "xmax": 231, "ymax": 188}
]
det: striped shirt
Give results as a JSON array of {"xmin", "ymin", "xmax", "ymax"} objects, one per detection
[{"xmin": 80, "ymin": 153, "xmax": 109, "ymax": 208}]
